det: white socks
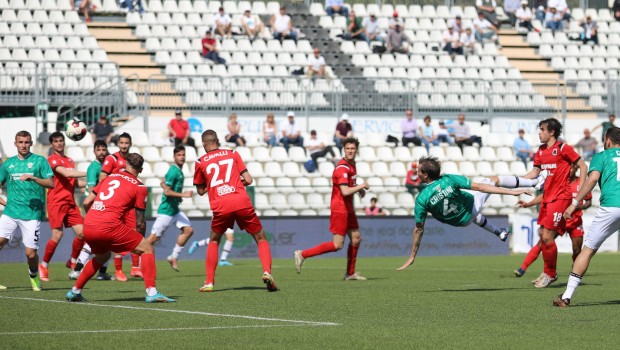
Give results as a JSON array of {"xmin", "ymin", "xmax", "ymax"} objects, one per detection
[
  {"xmin": 196, "ymin": 239, "xmax": 209, "ymax": 247},
  {"xmin": 498, "ymin": 176, "xmax": 538, "ymax": 188},
  {"xmin": 171, "ymin": 244, "xmax": 183, "ymax": 259},
  {"xmin": 474, "ymin": 213, "xmax": 502, "ymax": 236},
  {"xmin": 562, "ymin": 273, "xmax": 583, "ymax": 300},
  {"xmin": 220, "ymin": 240, "xmax": 234, "ymax": 261},
  {"xmin": 146, "ymin": 287, "xmax": 157, "ymax": 297}
]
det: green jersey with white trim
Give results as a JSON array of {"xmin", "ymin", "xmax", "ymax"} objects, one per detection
[
  {"xmin": 158, "ymin": 164, "xmax": 184, "ymax": 215},
  {"xmin": 85, "ymin": 160, "xmax": 102, "ymax": 195},
  {"xmin": 0, "ymin": 153, "xmax": 54, "ymax": 220},
  {"xmin": 414, "ymin": 174, "xmax": 474, "ymax": 227},
  {"xmin": 589, "ymin": 147, "xmax": 620, "ymax": 207}
]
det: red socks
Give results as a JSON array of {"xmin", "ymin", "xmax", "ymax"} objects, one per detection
[
  {"xmin": 541, "ymin": 241, "xmax": 558, "ymax": 276},
  {"xmin": 346, "ymin": 244, "xmax": 359, "ymax": 276},
  {"xmin": 71, "ymin": 237, "xmax": 84, "ymax": 261},
  {"xmin": 520, "ymin": 244, "xmax": 542, "ymax": 271},
  {"xmin": 43, "ymin": 240, "xmax": 59, "ymax": 264},
  {"xmin": 75, "ymin": 258, "xmax": 102, "ymax": 290},
  {"xmin": 114, "ymin": 255, "xmax": 123, "ymax": 272},
  {"xmin": 131, "ymin": 253, "xmax": 140, "ymax": 268},
  {"xmin": 257, "ymin": 240, "xmax": 272, "ymax": 274},
  {"xmin": 302, "ymin": 242, "xmax": 338, "ymax": 259},
  {"xmin": 140, "ymin": 253, "xmax": 156, "ymax": 289},
  {"xmin": 205, "ymin": 242, "xmax": 219, "ymax": 285}
]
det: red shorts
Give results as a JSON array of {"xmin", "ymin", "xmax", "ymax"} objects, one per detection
[
  {"xmin": 563, "ymin": 225, "xmax": 585, "ymax": 238},
  {"xmin": 83, "ymin": 223, "xmax": 143, "ymax": 255},
  {"xmin": 329, "ymin": 211, "xmax": 359, "ymax": 236},
  {"xmin": 212, "ymin": 207, "xmax": 263, "ymax": 235},
  {"xmin": 538, "ymin": 199, "xmax": 571, "ymax": 232},
  {"xmin": 48, "ymin": 203, "xmax": 84, "ymax": 230}
]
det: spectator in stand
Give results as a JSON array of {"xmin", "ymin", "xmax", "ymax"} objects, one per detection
[
  {"xmin": 168, "ymin": 109, "xmax": 196, "ymax": 148},
  {"xmin": 401, "ymin": 109, "xmax": 421, "ymax": 147},
  {"xmin": 405, "ymin": 162, "xmax": 423, "ymax": 195},
  {"xmin": 241, "ymin": 9, "xmax": 265, "ymax": 41},
  {"xmin": 388, "ymin": 11, "xmax": 405, "ymax": 30},
  {"xmin": 262, "ymin": 112, "xmax": 278, "ymax": 147},
  {"xmin": 325, "ymin": 0, "xmax": 349, "ymax": 17},
  {"xmin": 548, "ymin": 0, "xmax": 571, "ymax": 22},
  {"xmin": 306, "ymin": 48, "xmax": 329, "ymax": 79},
  {"xmin": 214, "ymin": 6, "xmax": 233, "ymax": 38},
  {"xmin": 545, "ymin": 6, "xmax": 564, "ymax": 32},
  {"xmin": 201, "ymin": 29, "xmax": 226, "ymax": 65},
  {"xmin": 225, "ymin": 113, "xmax": 246, "ymax": 146},
  {"xmin": 334, "ymin": 113, "xmax": 353, "ymax": 151},
  {"xmin": 516, "ymin": 0, "xmax": 534, "ymax": 31},
  {"xmin": 615, "ymin": 0, "xmax": 620, "ymax": 21},
  {"xmin": 280, "ymin": 111, "xmax": 303, "ymax": 151},
  {"xmin": 453, "ymin": 15, "xmax": 464, "ymax": 33},
  {"xmin": 306, "ymin": 130, "xmax": 336, "ymax": 168},
  {"xmin": 442, "ymin": 25, "xmax": 462, "ymax": 55},
  {"xmin": 460, "ymin": 27, "xmax": 476, "ymax": 55},
  {"xmin": 419, "ymin": 115, "xmax": 439, "ymax": 152},
  {"xmin": 363, "ymin": 13, "xmax": 384, "ymax": 43},
  {"xmin": 580, "ymin": 15, "xmax": 598, "ymax": 45},
  {"xmin": 119, "ymin": 0, "xmax": 144, "ymax": 14},
  {"xmin": 271, "ymin": 6, "xmax": 298, "ymax": 41},
  {"xmin": 91, "ymin": 115, "xmax": 114, "ymax": 144},
  {"xmin": 364, "ymin": 198, "xmax": 386, "ymax": 216},
  {"xmin": 505, "ymin": 0, "xmax": 521, "ymax": 26},
  {"xmin": 476, "ymin": 0, "xmax": 499, "ymax": 28},
  {"xmin": 575, "ymin": 128, "xmax": 598, "ymax": 161},
  {"xmin": 345, "ymin": 11, "xmax": 369, "ymax": 43},
  {"xmin": 474, "ymin": 12, "xmax": 499, "ymax": 44},
  {"xmin": 513, "ymin": 129, "xmax": 534, "ymax": 167},
  {"xmin": 452, "ymin": 114, "xmax": 483, "ymax": 150},
  {"xmin": 592, "ymin": 114, "xmax": 616, "ymax": 142},
  {"xmin": 534, "ymin": 0, "xmax": 548, "ymax": 22},
  {"xmin": 437, "ymin": 121, "xmax": 453, "ymax": 144},
  {"xmin": 387, "ymin": 24, "xmax": 412, "ymax": 54},
  {"xmin": 72, "ymin": 0, "xmax": 93, "ymax": 22}
]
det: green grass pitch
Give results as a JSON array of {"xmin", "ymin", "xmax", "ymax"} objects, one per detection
[{"xmin": 1, "ymin": 254, "xmax": 620, "ymax": 349}]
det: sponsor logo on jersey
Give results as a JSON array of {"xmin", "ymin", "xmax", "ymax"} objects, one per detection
[
  {"xmin": 217, "ymin": 184, "xmax": 236, "ymax": 196},
  {"xmin": 10, "ymin": 172, "xmax": 33, "ymax": 180},
  {"xmin": 541, "ymin": 163, "xmax": 557, "ymax": 170},
  {"xmin": 91, "ymin": 201, "xmax": 105, "ymax": 211}
]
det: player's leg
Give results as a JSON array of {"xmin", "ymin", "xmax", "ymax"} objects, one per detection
[
  {"xmin": 188, "ymin": 238, "xmax": 209, "ymax": 255},
  {"xmin": 68, "ymin": 222, "xmax": 85, "ymax": 269},
  {"xmin": 114, "ymin": 253, "xmax": 127, "ymax": 281},
  {"xmin": 569, "ymin": 228, "xmax": 584, "ymax": 263},
  {"xmin": 67, "ymin": 250, "xmax": 110, "ymax": 302},
  {"xmin": 200, "ymin": 230, "xmax": 225, "ymax": 292},
  {"xmin": 0, "ymin": 236, "xmax": 7, "ymax": 290},
  {"xmin": 536, "ymin": 226, "xmax": 559, "ymax": 288},
  {"xmin": 40, "ymin": 227, "xmax": 63, "ymax": 280},
  {"xmin": 514, "ymin": 239, "xmax": 542, "ymax": 277},
  {"xmin": 167, "ymin": 213, "xmax": 193, "ymax": 271},
  {"xmin": 295, "ymin": 211, "xmax": 347, "ymax": 273},
  {"xmin": 129, "ymin": 237, "xmax": 174, "ymax": 302},
  {"xmin": 219, "ymin": 229, "xmax": 234, "ymax": 266},
  {"xmin": 488, "ymin": 174, "xmax": 543, "ymax": 189},
  {"xmin": 15, "ymin": 219, "xmax": 43, "ymax": 291},
  {"xmin": 240, "ymin": 208, "xmax": 276, "ymax": 291},
  {"xmin": 469, "ymin": 179, "xmax": 509, "ymax": 240},
  {"xmin": 345, "ymin": 228, "xmax": 366, "ymax": 280}
]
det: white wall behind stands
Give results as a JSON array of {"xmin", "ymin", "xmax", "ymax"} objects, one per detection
[{"xmin": 511, "ymin": 214, "xmax": 618, "ymax": 253}]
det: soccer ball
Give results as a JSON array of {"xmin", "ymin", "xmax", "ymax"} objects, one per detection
[{"xmin": 64, "ymin": 118, "xmax": 87, "ymax": 141}]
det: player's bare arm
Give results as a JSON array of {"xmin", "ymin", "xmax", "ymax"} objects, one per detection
[
  {"xmin": 54, "ymin": 166, "xmax": 86, "ymax": 179},
  {"xmin": 339, "ymin": 182, "xmax": 369, "ymax": 197},
  {"xmin": 518, "ymin": 193, "xmax": 542, "ymax": 208},
  {"xmin": 576, "ymin": 158, "xmax": 588, "ymax": 187},
  {"xmin": 240, "ymin": 170, "xmax": 253, "ymax": 186},
  {"xmin": 99, "ymin": 172, "xmax": 108, "ymax": 181},
  {"xmin": 564, "ymin": 171, "xmax": 600, "ymax": 219},
  {"xmin": 20, "ymin": 174, "xmax": 54, "ymax": 189},
  {"xmin": 162, "ymin": 182, "xmax": 193, "ymax": 198},
  {"xmin": 397, "ymin": 222, "xmax": 425, "ymax": 271},
  {"xmin": 0, "ymin": 196, "xmax": 6, "ymax": 206},
  {"xmin": 470, "ymin": 182, "xmax": 532, "ymax": 197},
  {"xmin": 135, "ymin": 208, "xmax": 146, "ymax": 236},
  {"xmin": 195, "ymin": 185, "xmax": 207, "ymax": 196},
  {"xmin": 522, "ymin": 167, "xmax": 541, "ymax": 179}
]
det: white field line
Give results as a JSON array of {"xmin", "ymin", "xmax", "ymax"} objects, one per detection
[
  {"xmin": 0, "ymin": 296, "xmax": 339, "ymax": 326},
  {"xmin": 0, "ymin": 324, "xmax": 323, "ymax": 336}
]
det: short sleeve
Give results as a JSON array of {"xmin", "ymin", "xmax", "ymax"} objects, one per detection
[
  {"xmin": 533, "ymin": 148, "xmax": 541, "ymax": 168},
  {"xmin": 233, "ymin": 151, "xmax": 247, "ymax": 174},
  {"xmin": 101, "ymin": 155, "xmax": 114, "ymax": 174},
  {"xmin": 332, "ymin": 165, "xmax": 349, "ymax": 185},
  {"xmin": 588, "ymin": 152, "xmax": 603, "ymax": 175},
  {"xmin": 86, "ymin": 165, "xmax": 98, "ymax": 188},
  {"xmin": 164, "ymin": 167, "xmax": 175, "ymax": 186},
  {"xmin": 446, "ymin": 174, "xmax": 472, "ymax": 190},
  {"xmin": 193, "ymin": 160, "xmax": 205, "ymax": 186},
  {"xmin": 560, "ymin": 144, "xmax": 581, "ymax": 164},
  {"xmin": 39, "ymin": 157, "xmax": 54, "ymax": 179},
  {"xmin": 135, "ymin": 185, "xmax": 148, "ymax": 210},
  {"xmin": 414, "ymin": 195, "xmax": 427, "ymax": 224},
  {"xmin": 0, "ymin": 163, "xmax": 7, "ymax": 184}
]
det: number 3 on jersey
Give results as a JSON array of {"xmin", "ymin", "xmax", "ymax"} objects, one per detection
[
  {"xmin": 99, "ymin": 180, "xmax": 120, "ymax": 200},
  {"xmin": 443, "ymin": 199, "xmax": 458, "ymax": 216},
  {"xmin": 206, "ymin": 159, "xmax": 233, "ymax": 187}
]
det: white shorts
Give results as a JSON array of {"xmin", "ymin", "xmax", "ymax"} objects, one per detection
[
  {"xmin": 0, "ymin": 215, "xmax": 41, "ymax": 249},
  {"xmin": 465, "ymin": 177, "xmax": 494, "ymax": 223},
  {"xmin": 151, "ymin": 212, "xmax": 192, "ymax": 237},
  {"xmin": 584, "ymin": 207, "xmax": 620, "ymax": 250}
]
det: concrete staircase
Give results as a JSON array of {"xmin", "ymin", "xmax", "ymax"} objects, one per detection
[
  {"xmin": 87, "ymin": 22, "xmax": 185, "ymax": 115},
  {"xmin": 499, "ymin": 29, "xmax": 596, "ymax": 118}
]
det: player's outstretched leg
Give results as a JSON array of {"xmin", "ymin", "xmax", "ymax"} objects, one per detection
[
  {"xmin": 514, "ymin": 242, "xmax": 542, "ymax": 277},
  {"xmin": 167, "ymin": 226, "xmax": 193, "ymax": 272},
  {"xmin": 296, "ymin": 241, "xmax": 339, "ymax": 274},
  {"xmin": 218, "ymin": 231, "xmax": 234, "ymax": 266},
  {"xmin": 188, "ymin": 239, "xmax": 208, "ymax": 255},
  {"xmin": 554, "ymin": 247, "xmax": 596, "ymax": 307},
  {"xmin": 67, "ymin": 252, "xmax": 108, "ymax": 302},
  {"xmin": 491, "ymin": 171, "xmax": 548, "ymax": 190},
  {"xmin": 473, "ymin": 213, "xmax": 509, "ymax": 241}
]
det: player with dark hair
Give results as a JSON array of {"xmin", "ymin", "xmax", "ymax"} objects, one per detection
[
  {"xmin": 100, "ymin": 132, "xmax": 141, "ymax": 281},
  {"xmin": 194, "ymin": 130, "xmax": 276, "ymax": 292},
  {"xmin": 147, "ymin": 145, "xmax": 194, "ymax": 271},
  {"xmin": 397, "ymin": 156, "xmax": 534, "ymax": 271},
  {"xmin": 68, "ymin": 153, "xmax": 174, "ymax": 302},
  {"xmin": 295, "ymin": 137, "xmax": 370, "ymax": 280},
  {"xmin": 39, "ymin": 131, "xmax": 87, "ymax": 281},
  {"xmin": 0, "ymin": 131, "xmax": 54, "ymax": 291},
  {"xmin": 554, "ymin": 127, "xmax": 620, "ymax": 307}
]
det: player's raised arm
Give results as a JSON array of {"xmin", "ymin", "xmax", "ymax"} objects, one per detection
[
  {"xmin": 518, "ymin": 193, "xmax": 543, "ymax": 208},
  {"xmin": 470, "ymin": 182, "xmax": 532, "ymax": 197},
  {"xmin": 397, "ymin": 222, "xmax": 425, "ymax": 271},
  {"xmin": 564, "ymin": 170, "xmax": 600, "ymax": 220},
  {"xmin": 53, "ymin": 166, "xmax": 86, "ymax": 179}
]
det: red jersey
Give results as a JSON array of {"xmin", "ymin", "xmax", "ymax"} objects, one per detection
[
  {"xmin": 193, "ymin": 149, "xmax": 252, "ymax": 214},
  {"xmin": 533, "ymin": 142, "xmax": 580, "ymax": 203},
  {"xmin": 565, "ymin": 177, "xmax": 592, "ymax": 227},
  {"xmin": 331, "ymin": 159, "xmax": 357, "ymax": 213},
  {"xmin": 202, "ymin": 37, "xmax": 216, "ymax": 56},
  {"xmin": 47, "ymin": 153, "xmax": 77, "ymax": 205},
  {"xmin": 86, "ymin": 171, "xmax": 147, "ymax": 227},
  {"xmin": 101, "ymin": 151, "xmax": 127, "ymax": 175}
]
